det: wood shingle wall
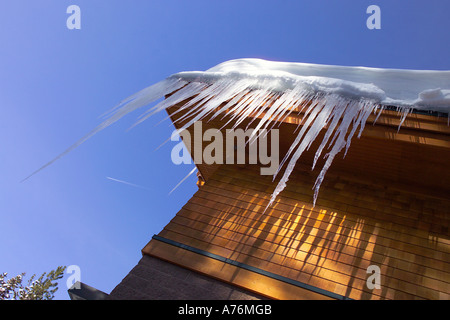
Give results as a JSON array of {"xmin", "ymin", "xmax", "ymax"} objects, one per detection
[
  {"xmin": 143, "ymin": 160, "xmax": 449, "ymax": 299},
  {"xmin": 140, "ymin": 96, "xmax": 450, "ymax": 300}
]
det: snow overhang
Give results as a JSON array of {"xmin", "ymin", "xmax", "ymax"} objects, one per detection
[
  {"xmin": 26, "ymin": 58, "xmax": 450, "ymax": 207},
  {"xmin": 175, "ymin": 58, "xmax": 450, "ymax": 113}
]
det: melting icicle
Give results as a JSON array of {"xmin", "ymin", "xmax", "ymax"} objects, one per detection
[
  {"xmin": 265, "ymin": 94, "xmax": 378, "ymax": 210},
  {"xmin": 24, "ymin": 59, "xmax": 450, "ymax": 210},
  {"xmin": 22, "ymin": 77, "xmax": 187, "ymax": 182},
  {"xmin": 169, "ymin": 167, "xmax": 197, "ymax": 195}
]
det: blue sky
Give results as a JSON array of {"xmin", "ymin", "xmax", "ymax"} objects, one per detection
[{"xmin": 1, "ymin": 1, "xmax": 449, "ymax": 299}]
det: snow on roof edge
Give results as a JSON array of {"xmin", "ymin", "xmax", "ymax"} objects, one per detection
[{"xmin": 173, "ymin": 58, "xmax": 450, "ymax": 113}]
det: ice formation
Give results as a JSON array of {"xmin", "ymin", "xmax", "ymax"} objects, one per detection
[{"xmin": 26, "ymin": 59, "xmax": 450, "ymax": 208}]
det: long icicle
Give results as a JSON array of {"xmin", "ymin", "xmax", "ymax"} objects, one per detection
[{"xmin": 24, "ymin": 74, "xmax": 420, "ymax": 210}]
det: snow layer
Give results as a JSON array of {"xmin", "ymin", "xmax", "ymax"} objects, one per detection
[
  {"xmin": 177, "ymin": 58, "xmax": 450, "ymax": 112},
  {"xmin": 26, "ymin": 58, "xmax": 450, "ymax": 209}
]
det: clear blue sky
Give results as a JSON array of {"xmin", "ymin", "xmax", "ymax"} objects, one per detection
[{"xmin": 1, "ymin": 1, "xmax": 449, "ymax": 299}]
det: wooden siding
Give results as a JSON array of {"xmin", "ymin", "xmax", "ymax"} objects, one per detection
[
  {"xmin": 141, "ymin": 95, "xmax": 449, "ymax": 300},
  {"xmin": 143, "ymin": 159, "xmax": 449, "ymax": 299}
]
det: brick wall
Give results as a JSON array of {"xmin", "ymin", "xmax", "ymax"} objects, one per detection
[{"xmin": 110, "ymin": 255, "xmax": 267, "ymax": 300}]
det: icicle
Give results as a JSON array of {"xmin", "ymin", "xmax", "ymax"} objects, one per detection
[
  {"xmin": 169, "ymin": 167, "xmax": 197, "ymax": 195},
  {"xmin": 22, "ymin": 77, "xmax": 187, "ymax": 182},
  {"xmin": 25, "ymin": 60, "xmax": 448, "ymax": 211},
  {"xmin": 373, "ymin": 105, "xmax": 385, "ymax": 124},
  {"xmin": 397, "ymin": 107, "xmax": 412, "ymax": 132}
]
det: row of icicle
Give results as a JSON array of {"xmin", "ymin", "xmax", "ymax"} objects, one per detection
[{"xmin": 25, "ymin": 75, "xmax": 414, "ymax": 209}]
